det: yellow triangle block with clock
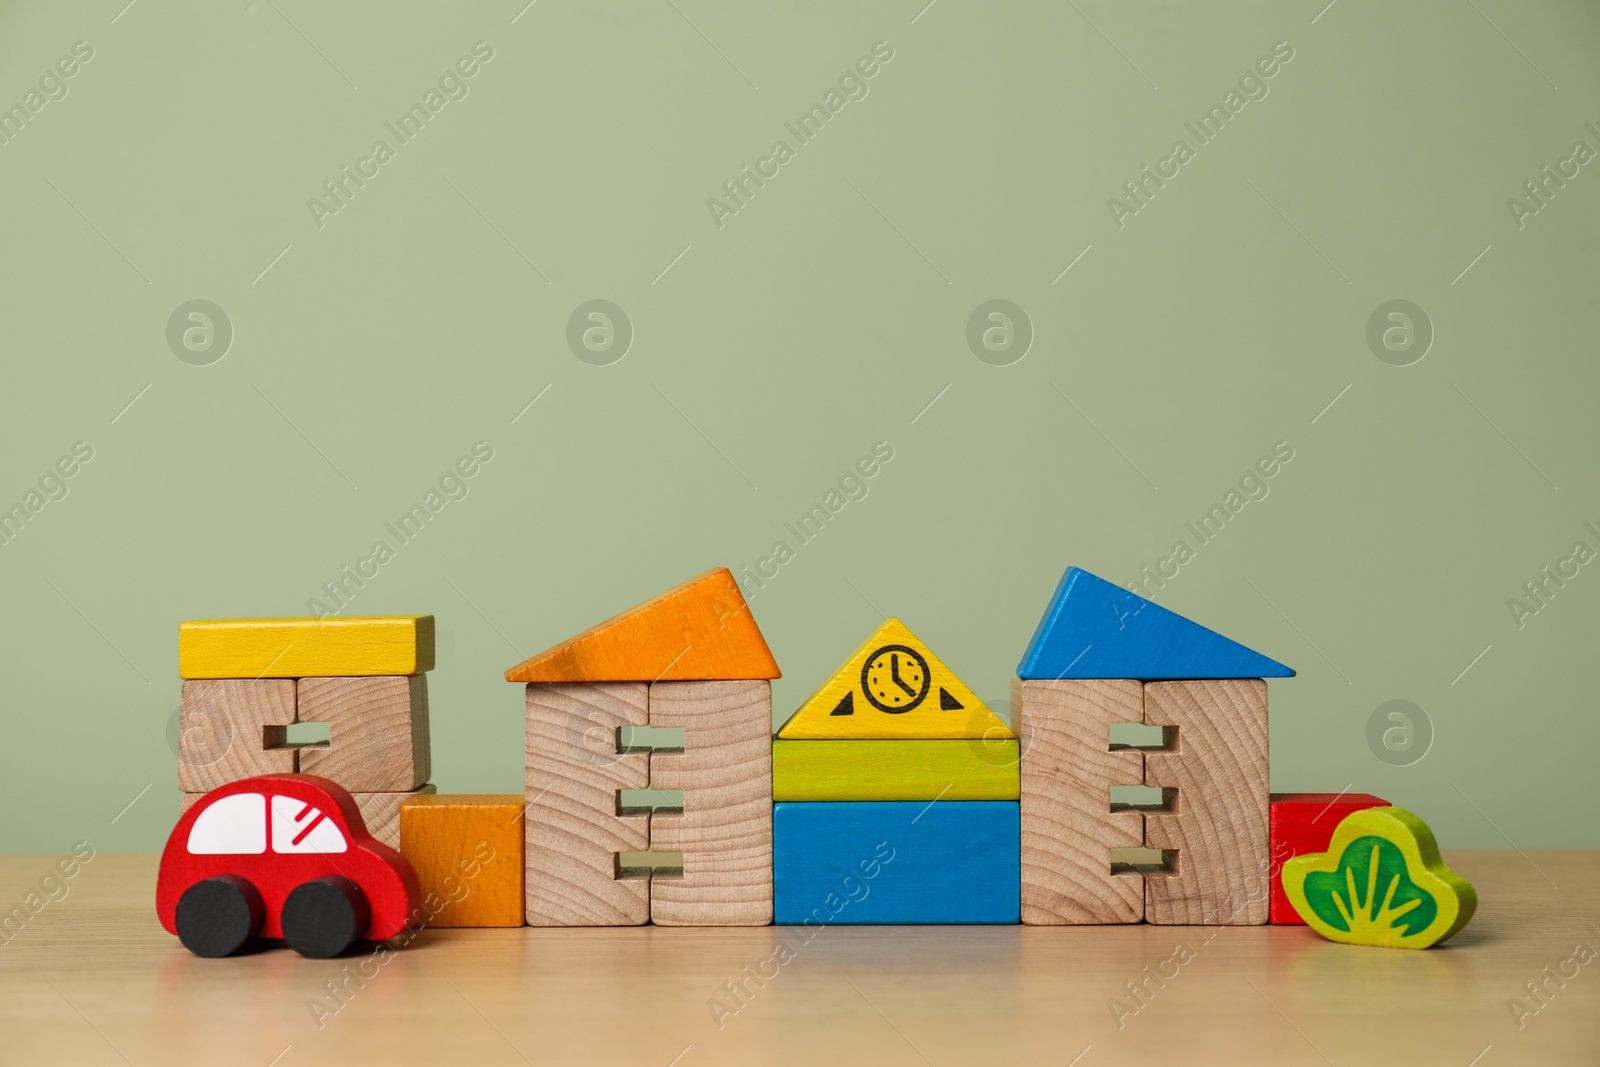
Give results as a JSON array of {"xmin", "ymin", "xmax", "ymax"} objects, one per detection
[{"xmin": 775, "ymin": 618, "xmax": 1014, "ymax": 740}]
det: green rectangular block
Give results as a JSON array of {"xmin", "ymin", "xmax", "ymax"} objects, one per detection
[{"xmin": 771, "ymin": 739, "xmax": 1019, "ymax": 801}]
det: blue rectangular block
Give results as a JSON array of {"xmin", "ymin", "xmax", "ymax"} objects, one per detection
[{"xmin": 774, "ymin": 801, "xmax": 1020, "ymax": 924}]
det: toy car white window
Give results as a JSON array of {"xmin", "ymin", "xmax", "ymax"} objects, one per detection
[
  {"xmin": 187, "ymin": 793, "xmax": 267, "ymax": 855},
  {"xmin": 270, "ymin": 795, "xmax": 348, "ymax": 854}
]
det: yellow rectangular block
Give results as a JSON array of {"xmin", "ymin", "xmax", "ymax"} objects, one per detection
[
  {"xmin": 178, "ymin": 616, "xmax": 435, "ymax": 678},
  {"xmin": 400, "ymin": 794, "xmax": 526, "ymax": 928},
  {"xmin": 772, "ymin": 739, "xmax": 1020, "ymax": 801}
]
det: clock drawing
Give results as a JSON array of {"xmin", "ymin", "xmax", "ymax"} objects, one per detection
[{"xmin": 860, "ymin": 644, "xmax": 931, "ymax": 714}]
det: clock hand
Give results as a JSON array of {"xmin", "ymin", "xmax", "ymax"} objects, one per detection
[{"xmin": 890, "ymin": 654, "xmax": 917, "ymax": 696}]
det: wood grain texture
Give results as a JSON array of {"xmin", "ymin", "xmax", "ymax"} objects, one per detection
[
  {"xmin": 1144, "ymin": 679, "xmax": 1270, "ymax": 925},
  {"xmin": 776, "ymin": 618, "xmax": 1014, "ymax": 740},
  {"xmin": 6, "ymin": 851, "xmax": 1574, "ymax": 1066},
  {"xmin": 1016, "ymin": 567, "xmax": 1293, "ymax": 680},
  {"xmin": 1016, "ymin": 678, "xmax": 1146, "ymax": 924},
  {"xmin": 352, "ymin": 787, "xmax": 437, "ymax": 850},
  {"xmin": 524, "ymin": 683, "xmax": 651, "ymax": 926},
  {"xmin": 504, "ymin": 568, "xmax": 779, "ymax": 683},
  {"xmin": 177, "ymin": 679, "xmax": 297, "ymax": 792},
  {"xmin": 179, "ymin": 784, "xmax": 435, "ymax": 850},
  {"xmin": 771, "ymin": 739, "xmax": 1019, "ymax": 801},
  {"xmin": 296, "ymin": 675, "xmax": 430, "ymax": 792},
  {"xmin": 400, "ymin": 794, "xmax": 525, "ymax": 928},
  {"xmin": 178, "ymin": 616, "xmax": 434, "ymax": 678},
  {"xmin": 1269, "ymin": 792, "xmax": 1389, "ymax": 924},
  {"xmin": 773, "ymin": 801, "xmax": 1020, "ymax": 924},
  {"xmin": 647, "ymin": 680, "xmax": 773, "ymax": 926}
]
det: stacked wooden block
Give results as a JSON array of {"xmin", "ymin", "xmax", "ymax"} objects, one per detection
[
  {"xmin": 772, "ymin": 619, "xmax": 1021, "ymax": 924},
  {"xmin": 176, "ymin": 616, "xmax": 435, "ymax": 848},
  {"xmin": 503, "ymin": 568, "xmax": 777, "ymax": 926},
  {"xmin": 163, "ymin": 568, "xmax": 1409, "ymax": 936},
  {"xmin": 159, "ymin": 565, "xmax": 1462, "ymax": 947},
  {"xmin": 1014, "ymin": 569, "xmax": 1297, "ymax": 926}
]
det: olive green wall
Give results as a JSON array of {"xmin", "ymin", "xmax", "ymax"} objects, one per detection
[{"xmin": 2, "ymin": 1, "xmax": 1596, "ymax": 851}]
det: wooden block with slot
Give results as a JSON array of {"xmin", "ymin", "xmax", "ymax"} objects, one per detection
[
  {"xmin": 180, "ymin": 785, "xmax": 435, "ymax": 850},
  {"xmin": 773, "ymin": 801, "xmax": 1020, "ymax": 924},
  {"xmin": 177, "ymin": 679, "xmax": 297, "ymax": 792},
  {"xmin": 776, "ymin": 618, "xmax": 1013, "ymax": 740},
  {"xmin": 1016, "ymin": 678, "xmax": 1145, "ymax": 924},
  {"xmin": 772, "ymin": 739, "xmax": 1019, "ymax": 801},
  {"xmin": 1269, "ymin": 792, "xmax": 1389, "ymax": 924},
  {"xmin": 1144, "ymin": 679, "xmax": 1270, "ymax": 925},
  {"xmin": 524, "ymin": 683, "xmax": 651, "ymax": 926},
  {"xmin": 504, "ymin": 569, "xmax": 779, "ymax": 683},
  {"xmin": 400, "ymin": 794, "xmax": 525, "ymax": 928},
  {"xmin": 296, "ymin": 675, "xmax": 431, "ymax": 792},
  {"xmin": 1282, "ymin": 806, "xmax": 1476, "ymax": 948},
  {"xmin": 178, "ymin": 616, "xmax": 434, "ymax": 679},
  {"xmin": 647, "ymin": 680, "xmax": 772, "ymax": 926}
]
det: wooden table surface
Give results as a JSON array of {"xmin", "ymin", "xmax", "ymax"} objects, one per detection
[{"xmin": 1, "ymin": 852, "xmax": 1595, "ymax": 1066}]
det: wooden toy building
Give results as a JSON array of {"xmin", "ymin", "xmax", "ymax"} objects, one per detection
[
  {"xmin": 503, "ymin": 568, "xmax": 779, "ymax": 926},
  {"xmin": 1014, "ymin": 567, "xmax": 1295, "ymax": 925},
  {"xmin": 171, "ymin": 564, "xmax": 1470, "ymax": 946},
  {"xmin": 176, "ymin": 617, "xmax": 436, "ymax": 847}
]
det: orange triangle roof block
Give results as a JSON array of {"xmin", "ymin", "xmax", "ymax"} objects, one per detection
[{"xmin": 504, "ymin": 568, "xmax": 780, "ymax": 683}]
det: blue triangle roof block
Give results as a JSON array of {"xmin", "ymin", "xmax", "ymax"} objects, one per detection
[{"xmin": 1017, "ymin": 567, "xmax": 1295, "ymax": 680}]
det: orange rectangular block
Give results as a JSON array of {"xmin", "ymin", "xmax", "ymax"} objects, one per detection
[{"xmin": 400, "ymin": 794, "xmax": 526, "ymax": 928}]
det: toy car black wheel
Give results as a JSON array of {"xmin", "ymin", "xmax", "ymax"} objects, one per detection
[
  {"xmin": 281, "ymin": 876, "xmax": 371, "ymax": 959},
  {"xmin": 175, "ymin": 875, "xmax": 264, "ymax": 958}
]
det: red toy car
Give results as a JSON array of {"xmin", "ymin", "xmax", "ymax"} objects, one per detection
[{"xmin": 157, "ymin": 774, "xmax": 420, "ymax": 958}]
